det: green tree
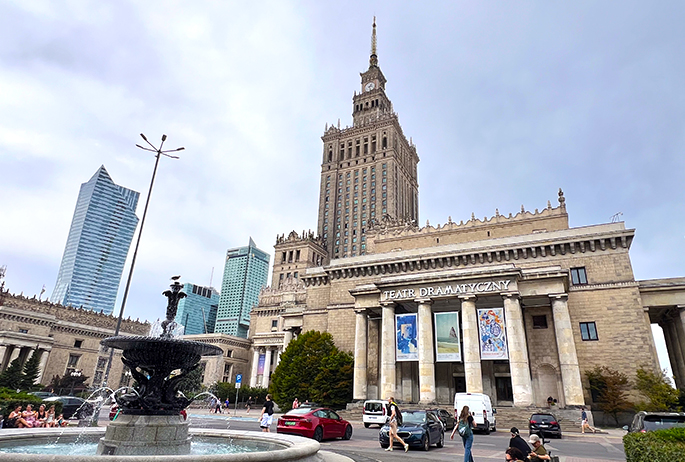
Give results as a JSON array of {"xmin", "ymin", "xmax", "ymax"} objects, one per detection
[
  {"xmin": 20, "ymin": 350, "xmax": 42, "ymax": 391},
  {"xmin": 177, "ymin": 366, "xmax": 204, "ymax": 399},
  {"xmin": 585, "ymin": 366, "xmax": 632, "ymax": 425},
  {"xmin": 0, "ymin": 358, "xmax": 25, "ymax": 390},
  {"xmin": 634, "ymin": 368, "xmax": 680, "ymax": 411},
  {"xmin": 270, "ymin": 331, "xmax": 353, "ymax": 410},
  {"xmin": 49, "ymin": 372, "xmax": 89, "ymax": 396}
]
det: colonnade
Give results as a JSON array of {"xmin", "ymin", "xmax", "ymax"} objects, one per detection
[
  {"xmin": 250, "ymin": 329, "xmax": 294, "ymax": 388},
  {"xmin": 659, "ymin": 306, "xmax": 685, "ymax": 389},
  {"xmin": 353, "ymin": 292, "xmax": 585, "ymax": 406},
  {"xmin": 0, "ymin": 344, "xmax": 50, "ymax": 382}
]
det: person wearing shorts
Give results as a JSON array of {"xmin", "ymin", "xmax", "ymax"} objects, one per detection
[{"xmin": 260, "ymin": 394, "xmax": 274, "ymax": 432}]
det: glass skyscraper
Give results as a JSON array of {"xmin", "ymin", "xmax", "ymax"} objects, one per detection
[
  {"xmin": 215, "ymin": 238, "xmax": 270, "ymax": 338},
  {"xmin": 51, "ymin": 165, "xmax": 139, "ymax": 315},
  {"xmin": 177, "ymin": 282, "xmax": 219, "ymax": 335}
]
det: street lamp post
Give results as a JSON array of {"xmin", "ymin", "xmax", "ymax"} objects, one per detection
[{"xmin": 101, "ymin": 134, "xmax": 184, "ymax": 388}]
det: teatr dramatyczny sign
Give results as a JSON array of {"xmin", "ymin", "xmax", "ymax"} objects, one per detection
[{"xmin": 382, "ymin": 279, "xmax": 512, "ymax": 301}]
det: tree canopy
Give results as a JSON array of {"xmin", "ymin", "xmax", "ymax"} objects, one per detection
[
  {"xmin": 585, "ymin": 365, "xmax": 632, "ymax": 425},
  {"xmin": 270, "ymin": 331, "xmax": 353, "ymax": 411},
  {"xmin": 634, "ymin": 368, "xmax": 680, "ymax": 411}
]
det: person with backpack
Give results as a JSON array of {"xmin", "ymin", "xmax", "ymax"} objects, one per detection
[
  {"xmin": 385, "ymin": 396, "xmax": 409, "ymax": 452},
  {"xmin": 451, "ymin": 405, "xmax": 475, "ymax": 462}
]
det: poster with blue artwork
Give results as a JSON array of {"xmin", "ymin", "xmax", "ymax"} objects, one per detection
[
  {"xmin": 395, "ymin": 313, "xmax": 418, "ymax": 361},
  {"xmin": 477, "ymin": 308, "xmax": 508, "ymax": 360}
]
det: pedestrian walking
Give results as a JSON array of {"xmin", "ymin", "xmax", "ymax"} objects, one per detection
[
  {"xmin": 580, "ymin": 407, "xmax": 596, "ymax": 433},
  {"xmin": 246, "ymin": 396, "xmax": 254, "ymax": 413},
  {"xmin": 384, "ymin": 396, "xmax": 409, "ymax": 452},
  {"xmin": 292, "ymin": 397, "xmax": 299, "ymax": 409},
  {"xmin": 215, "ymin": 398, "xmax": 222, "ymax": 413},
  {"xmin": 450, "ymin": 405, "xmax": 475, "ymax": 462},
  {"xmin": 225, "ymin": 398, "xmax": 230, "ymax": 409},
  {"xmin": 259, "ymin": 394, "xmax": 274, "ymax": 432}
]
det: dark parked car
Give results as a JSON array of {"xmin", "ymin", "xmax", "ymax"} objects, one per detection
[
  {"xmin": 277, "ymin": 407, "xmax": 352, "ymax": 441},
  {"xmin": 379, "ymin": 410, "xmax": 444, "ymax": 451},
  {"xmin": 624, "ymin": 411, "xmax": 685, "ymax": 433},
  {"xmin": 44, "ymin": 396, "xmax": 93, "ymax": 420},
  {"xmin": 428, "ymin": 408, "xmax": 456, "ymax": 431},
  {"xmin": 29, "ymin": 391, "xmax": 57, "ymax": 399},
  {"xmin": 529, "ymin": 413, "xmax": 562, "ymax": 439}
]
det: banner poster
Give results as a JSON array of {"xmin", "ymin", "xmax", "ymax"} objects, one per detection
[
  {"xmin": 434, "ymin": 312, "xmax": 461, "ymax": 362},
  {"xmin": 395, "ymin": 313, "xmax": 419, "ymax": 361},
  {"xmin": 257, "ymin": 354, "xmax": 266, "ymax": 375},
  {"xmin": 477, "ymin": 308, "xmax": 509, "ymax": 360}
]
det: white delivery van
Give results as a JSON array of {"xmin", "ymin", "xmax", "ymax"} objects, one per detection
[
  {"xmin": 362, "ymin": 400, "xmax": 387, "ymax": 428},
  {"xmin": 454, "ymin": 392, "xmax": 496, "ymax": 434}
]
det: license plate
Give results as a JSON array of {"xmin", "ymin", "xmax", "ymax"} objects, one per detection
[
  {"xmin": 284, "ymin": 421, "xmax": 297, "ymax": 426},
  {"xmin": 540, "ymin": 424, "xmax": 549, "ymax": 428}
]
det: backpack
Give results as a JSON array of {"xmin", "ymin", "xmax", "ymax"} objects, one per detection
[
  {"xmin": 457, "ymin": 419, "xmax": 471, "ymax": 437},
  {"xmin": 389, "ymin": 403, "xmax": 403, "ymax": 426}
]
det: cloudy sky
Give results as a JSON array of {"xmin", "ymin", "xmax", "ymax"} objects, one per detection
[{"xmin": 1, "ymin": 2, "xmax": 683, "ymax": 376}]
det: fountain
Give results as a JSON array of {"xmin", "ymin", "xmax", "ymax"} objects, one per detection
[{"xmin": 0, "ymin": 278, "xmax": 324, "ymax": 462}]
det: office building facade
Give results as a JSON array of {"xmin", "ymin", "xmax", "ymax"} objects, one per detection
[
  {"xmin": 176, "ymin": 282, "xmax": 219, "ymax": 335},
  {"xmin": 215, "ymin": 238, "xmax": 270, "ymax": 338},
  {"xmin": 51, "ymin": 166, "xmax": 139, "ymax": 315}
]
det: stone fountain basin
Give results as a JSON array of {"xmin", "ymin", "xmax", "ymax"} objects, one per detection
[
  {"xmin": 101, "ymin": 336, "xmax": 223, "ymax": 370},
  {"xmin": 0, "ymin": 427, "xmax": 322, "ymax": 462}
]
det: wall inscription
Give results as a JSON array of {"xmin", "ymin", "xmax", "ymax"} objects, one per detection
[{"xmin": 382, "ymin": 280, "xmax": 512, "ymax": 301}]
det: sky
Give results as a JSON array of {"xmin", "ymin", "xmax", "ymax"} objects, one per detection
[{"xmin": 0, "ymin": 2, "xmax": 683, "ymax": 378}]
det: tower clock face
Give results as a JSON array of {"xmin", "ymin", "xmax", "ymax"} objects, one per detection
[{"xmin": 365, "ymin": 82, "xmax": 375, "ymax": 91}]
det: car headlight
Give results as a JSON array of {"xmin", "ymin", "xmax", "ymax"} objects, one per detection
[
  {"xmin": 379, "ymin": 428, "xmax": 388, "ymax": 435},
  {"xmin": 411, "ymin": 430, "xmax": 424, "ymax": 435}
]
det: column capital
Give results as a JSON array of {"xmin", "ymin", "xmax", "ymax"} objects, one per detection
[
  {"xmin": 414, "ymin": 297, "xmax": 433, "ymax": 305},
  {"xmin": 354, "ymin": 307, "xmax": 368, "ymax": 314},
  {"xmin": 677, "ymin": 305, "xmax": 685, "ymax": 312},
  {"xmin": 380, "ymin": 300, "xmax": 396, "ymax": 307},
  {"xmin": 549, "ymin": 293, "xmax": 569, "ymax": 302},
  {"xmin": 458, "ymin": 294, "xmax": 477, "ymax": 302},
  {"xmin": 501, "ymin": 291, "xmax": 521, "ymax": 300}
]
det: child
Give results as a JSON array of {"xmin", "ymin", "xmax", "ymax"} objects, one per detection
[{"xmin": 57, "ymin": 413, "xmax": 68, "ymax": 427}]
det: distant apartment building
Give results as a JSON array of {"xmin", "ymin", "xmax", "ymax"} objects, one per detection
[
  {"xmin": 215, "ymin": 238, "xmax": 269, "ymax": 338},
  {"xmin": 51, "ymin": 166, "xmax": 139, "ymax": 315},
  {"xmin": 176, "ymin": 282, "xmax": 219, "ymax": 335}
]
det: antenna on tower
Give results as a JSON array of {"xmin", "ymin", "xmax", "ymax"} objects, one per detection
[
  {"xmin": 209, "ymin": 267, "xmax": 214, "ymax": 287},
  {"xmin": 610, "ymin": 212, "xmax": 623, "ymax": 223},
  {"xmin": 369, "ymin": 17, "xmax": 378, "ymax": 68}
]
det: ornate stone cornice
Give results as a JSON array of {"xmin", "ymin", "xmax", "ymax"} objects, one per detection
[{"xmin": 568, "ymin": 281, "xmax": 639, "ymax": 292}]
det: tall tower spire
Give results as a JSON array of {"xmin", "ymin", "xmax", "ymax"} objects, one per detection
[{"xmin": 369, "ymin": 17, "xmax": 378, "ymax": 68}]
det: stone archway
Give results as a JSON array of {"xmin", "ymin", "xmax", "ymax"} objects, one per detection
[{"xmin": 533, "ymin": 363, "xmax": 562, "ymax": 408}]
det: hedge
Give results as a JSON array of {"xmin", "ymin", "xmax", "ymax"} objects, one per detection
[
  {"xmin": 623, "ymin": 427, "xmax": 685, "ymax": 462},
  {"xmin": 0, "ymin": 388, "xmax": 63, "ymax": 424}
]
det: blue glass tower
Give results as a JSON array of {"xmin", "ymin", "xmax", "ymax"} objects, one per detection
[
  {"xmin": 51, "ymin": 166, "xmax": 139, "ymax": 315},
  {"xmin": 215, "ymin": 238, "xmax": 270, "ymax": 338},
  {"xmin": 177, "ymin": 282, "xmax": 219, "ymax": 335}
]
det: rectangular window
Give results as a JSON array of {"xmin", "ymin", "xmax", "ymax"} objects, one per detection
[
  {"xmin": 580, "ymin": 322, "xmax": 598, "ymax": 341},
  {"xmin": 97, "ymin": 357, "xmax": 108, "ymax": 369},
  {"xmin": 570, "ymin": 267, "xmax": 588, "ymax": 285},
  {"xmin": 67, "ymin": 354, "xmax": 80, "ymax": 368},
  {"xmin": 532, "ymin": 315, "xmax": 548, "ymax": 329},
  {"xmin": 271, "ymin": 319, "xmax": 278, "ymax": 329},
  {"xmin": 495, "ymin": 376, "xmax": 514, "ymax": 401},
  {"xmin": 74, "ymin": 340, "xmax": 83, "ymax": 348}
]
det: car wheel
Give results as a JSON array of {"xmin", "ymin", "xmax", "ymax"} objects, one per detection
[
  {"xmin": 484, "ymin": 420, "xmax": 490, "ymax": 435},
  {"xmin": 422, "ymin": 436, "xmax": 430, "ymax": 451},
  {"xmin": 313, "ymin": 426, "xmax": 323, "ymax": 442},
  {"xmin": 364, "ymin": 423, "xmax": 370, "ymax": 428},
  {"xmin": 436, "ymin": 431, "xmax": 444, "ymax": 448},
  {"xmin": 343, "ymin": 425, "xmax": 352, "ymax": 440}
]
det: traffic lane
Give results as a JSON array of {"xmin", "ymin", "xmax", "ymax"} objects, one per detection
[{"xmin": 187, "ymin": 416, "xmax": 625, "ymax": 461}]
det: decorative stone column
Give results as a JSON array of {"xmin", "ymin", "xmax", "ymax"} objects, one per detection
[
  {"xmin": 262, "ymin": 348, "xmax": 272, "ymax": 388},
  {"xmin": 503, "ymin": 292, "xmax": 533, "ymax": 406},
  {"xmin": 380, "ymin": 301, "xmax": 396, "ymax": 399},
  {"xmin": 674, "ymin": 306, "xmax": 685, "ymax": 387},
  {"xmin": 665, "ymin": 321, "xmax": 685, "ymax": 388},
  {"xmin": 36, "ymin": 349, "xmax": 49, "ymax": 383},
  {"xmin": 550, "ymin": 294, "xmax": 584, "ymax": 405},
  {"xmin": 460, "ymin": 295, "xmax": 483, "ymax": 393},
  {"xmin": 0, "ymin": 345, "xmax": 8, "ymax": 372},
  {"xmin": 249, "ymin": 349, "xmax": 260, "ymax": 387},
  {"xmin": 416, "ymin": 298, "xmax": 436, "ymax": 403},
  {"xmin": 284, "ymin": 329, "xmax": 294, "ymax": 348},
  {"xmin": 661, "ymin": 322, "xmax": 682, "ymax": 388},
  {"xmin": 353, "ymin": 309, "xmax": 369, "ymax": 400},
  {"xmin": 7, "ymin": 346, "xmax": 20, "ymax": 365}
]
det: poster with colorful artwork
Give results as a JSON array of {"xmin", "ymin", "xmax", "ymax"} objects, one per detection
[
  {"xmin": 257, "ymin": 354, "xmax": 265, "ymax": 375},
  {"xmin": 434, "ymin": 312, "xmax": 461, "ymax": 362},
  {"xmin": 395, "ymin": 313, "xmax": 418, "ymax": 361},
  {"xmin": 477, "ymin": 308, "xmax": 508, "ymax": 360}
]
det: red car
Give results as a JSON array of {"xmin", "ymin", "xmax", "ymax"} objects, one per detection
[{"xmin": 277, "ymin": 407, "xmax": 353, "ymax": 442}]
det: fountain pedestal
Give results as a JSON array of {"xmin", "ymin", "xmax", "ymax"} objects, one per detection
[{"xmin": 97, "ymin": 414, "xmax": 191, "ymax": 455}]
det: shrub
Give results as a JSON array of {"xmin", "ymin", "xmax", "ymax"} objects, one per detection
[
  {"xmin": 0, "ymin": 388, "xmax": 61, "ymax": 421},
  {"xmin": 623, "ymin": 427, "xmax": 685, "ymax": 462}
]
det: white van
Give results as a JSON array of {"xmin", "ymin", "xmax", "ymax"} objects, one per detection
[
  {"xmin": 362, "ymin": 400, "xmax": 387, "ymax": 428},
  {"xmin": 454, "ymin": 392, "xmax": 496, "ymax": 434}
]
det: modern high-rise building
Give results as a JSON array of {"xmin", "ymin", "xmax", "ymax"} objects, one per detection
[
  {"xmin": 176, "ymin": 282, "xmax": 219, "ymax": 335},
  {"xmin": 51, "ymin": 165, "xmax": 139, "ymax": 315},
  {"xmin": 317, "ymin": 19, "xmax": 419, "ymax": 259},
  {"xmin": 215, "ymin": 238, "xmax": 270, "ymax": 338}
]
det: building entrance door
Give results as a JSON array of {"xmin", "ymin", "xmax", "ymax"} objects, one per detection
[{"xmin": 454, "ymin": 376, "xmax": 466, "ymax": 393}]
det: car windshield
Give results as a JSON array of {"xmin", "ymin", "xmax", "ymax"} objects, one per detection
[
  {"xmin": 402, "ymin": 411, "xmax": 426, "ymax": 424},
  {"xmin": 643, "ymin": 415, "xmax": 685, "ymax": 431},
  {"xmin": 286, "ymin": 408, "xmax": 315, "ymax": 416}
]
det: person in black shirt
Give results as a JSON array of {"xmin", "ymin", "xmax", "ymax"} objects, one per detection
[
  {"xmin": 260, "ymin": 394, "xmax": 275, "ymax": 432},
  {"xmin": 508, "ymin": 427, "xmax": 532, "ymax": 457}
]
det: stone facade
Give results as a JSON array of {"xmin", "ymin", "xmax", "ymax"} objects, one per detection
[
  {"xmin": 182, "ymin": 333, "xmax": 252, "ymax": 387},
  {"xmin": 246, "ymin": 20, "xmax": 685, "ymax": 411},
  {"xmin": 0, "ymin": 289, "xmax": 149, "ymax": 389}
]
